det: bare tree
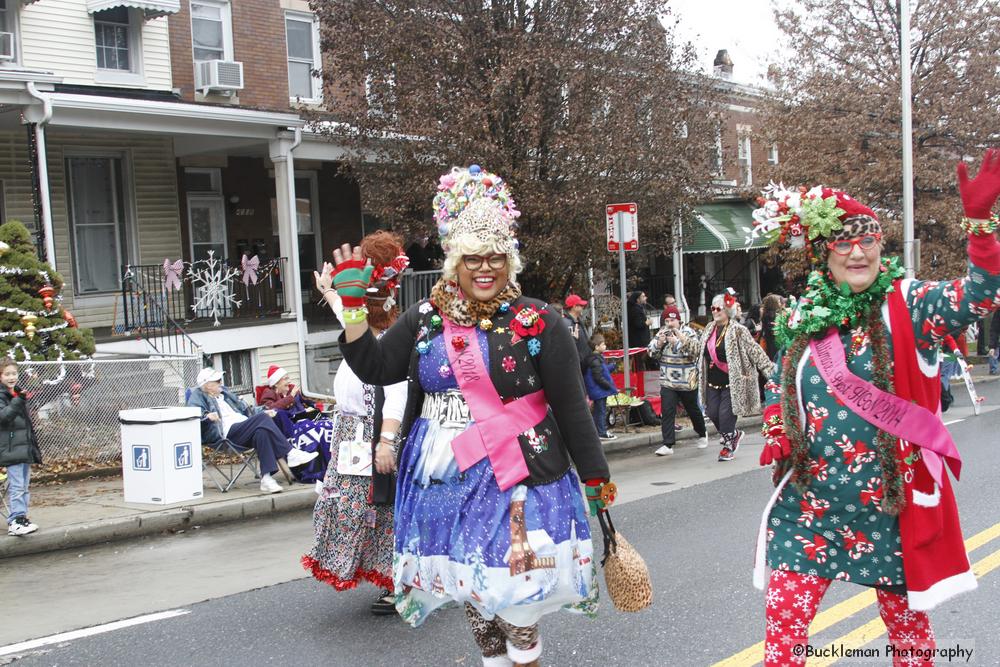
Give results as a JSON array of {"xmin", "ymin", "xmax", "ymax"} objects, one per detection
[
  {"xmin": 757, "ymin": 0, "xmax": 1000, "ymax": 280},
  {"xmin": 309, "ymin": 0, "xmax": 720, "ymax": 296}
]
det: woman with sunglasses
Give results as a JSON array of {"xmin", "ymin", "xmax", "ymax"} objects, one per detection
[
  {"xmin": 314, "ymin": 166, "xmax": 611, "ymax": 667},
  {"xmin": 750, "ymin": 151, "xmax": 1000, "ymax": 666},
  {"xmin": 698, "ymin": 290, "xmax": 775, "ymax": 462}
]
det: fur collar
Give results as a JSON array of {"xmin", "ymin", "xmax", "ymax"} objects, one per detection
[{"xmin": 429, "ymin": 279, "xmax": 522, "ymax": 327}]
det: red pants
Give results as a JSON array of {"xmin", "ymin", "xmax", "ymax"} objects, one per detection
[{"xmin": 763, "ymin": 570, "xmax": 936, "ymax": 666}]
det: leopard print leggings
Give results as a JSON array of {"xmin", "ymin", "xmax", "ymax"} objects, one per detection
[{"xmin": 464, "ymin": 603, "xmax": 539, "ymax": 658}]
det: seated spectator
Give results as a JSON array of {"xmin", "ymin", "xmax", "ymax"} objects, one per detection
[
  {"xmin": 258, "ymin": 365, "xmax": 333, "ymax": 484},
  {"xmin": 187, "ymin": 368, "xmax": 317, "ymax": 493}
]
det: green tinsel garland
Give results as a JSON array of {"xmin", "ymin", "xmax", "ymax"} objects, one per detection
[
  {"xmin": 775, "ymin": 256, "xmax": 906, "ymax": 350},
  {"xmin": 776, "ymin": 299, "xmax": 905, "ymax": 515}
]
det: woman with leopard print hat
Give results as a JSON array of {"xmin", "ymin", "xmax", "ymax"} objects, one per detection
[
  {"xmin": 314, "ymin": 165, "xmax": 612, "ymax": 667},
  {"xmin": 750, "ymin": 150, "xmax": 1000, "ymax": 666}
]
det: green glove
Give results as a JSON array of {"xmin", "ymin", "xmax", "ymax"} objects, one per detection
[{"xmin": 332, "ymin": 259, "xmax": 375, "ymax": 308}]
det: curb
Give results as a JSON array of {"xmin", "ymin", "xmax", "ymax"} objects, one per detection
[
  {"xmin": 0, "ymin": 485, "xmax": 318, "ymax": 560},
  {"xmin": 602, "ymin": 415, "xmax": 761, "ymax": 456}
]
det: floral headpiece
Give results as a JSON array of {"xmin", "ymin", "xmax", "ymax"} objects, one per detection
[
  {"xmin": 432, "ymin": 165, "xmax": 520, "ymax": 254},
  {"xmin": 369, "ymin": 251, "xmax": 410, "ymax": 293},
  {"xmin": 746, "ymin": 182, "xmax": 879, "ymax": 263}
]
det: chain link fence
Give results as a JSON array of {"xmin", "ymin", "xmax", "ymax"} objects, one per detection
[{"xmin": 16, "ymin": 356, "xmax": 203, "ymax": 465}]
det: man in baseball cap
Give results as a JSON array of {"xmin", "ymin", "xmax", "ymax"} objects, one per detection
[
  {"xmin": 563, "ymin": 293, "xmax": 591, "ymax": 366},
  {"xmin": 648, "ymin": 305, "xmax": 708, "ymax": 456}
]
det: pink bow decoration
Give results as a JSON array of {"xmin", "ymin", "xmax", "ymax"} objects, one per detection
[
  {"xmin": 162, "ymin": 259, "xmax": 183, "ymax": 291},
  {"xmin": 241, "ymin": 255, "xmax": 259, "ymax": 286}
]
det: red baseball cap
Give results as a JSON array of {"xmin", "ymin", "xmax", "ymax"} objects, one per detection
[{"xmin": 565, "ymin": 294, "xmax": 588, "ymax": 308}]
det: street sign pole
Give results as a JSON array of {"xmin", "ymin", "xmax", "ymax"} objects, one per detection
[{"xmin": 617, "ymin": 212, "xmax": 630, "ymax": 395}]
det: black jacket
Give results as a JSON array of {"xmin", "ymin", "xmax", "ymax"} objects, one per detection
[
  {"xmin": 562, "ymin": 314, "xmax": 591, "ymax": 369},
  {"xmin": 0, "ymin": 387, "xmax": 42, "ymax": 467},
  {"xmin": 339, "ymin": 297, "xmax": 610, "ymax": 485},
  {"xmin": 990, "ymin": 310, "xmax": 1000, "ymax": 349},
  {"xmin": 627, "ymin": 301, "xmax": 651, "ymax": 348}
]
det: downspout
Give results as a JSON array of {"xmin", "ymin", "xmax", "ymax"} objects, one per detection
[{"xmin": 24, "ymin": 82, "xmax": 56, "ymax": 269}]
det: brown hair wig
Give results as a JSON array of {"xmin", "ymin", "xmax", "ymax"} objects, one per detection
[{"xmin": 361, "ymin": 230, "xmax": 405, "ymax": 331}]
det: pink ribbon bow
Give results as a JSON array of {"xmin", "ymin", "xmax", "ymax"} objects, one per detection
[
  {"xmin": 162, "ymin": 259, "xmax": 183, "ymax": 291},
  {"xmin": 241, "ymin": 255, "xmax": 259, "ymax": 286}
]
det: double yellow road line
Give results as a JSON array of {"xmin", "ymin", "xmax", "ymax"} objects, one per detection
[{"xmin": 713, "ymin": 521, "xmax": 1000, "ymax": 666}]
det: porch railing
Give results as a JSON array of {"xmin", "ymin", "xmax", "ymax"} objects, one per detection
[
  {"xmin": 119, "ymin": 256, "xmax": 289, "ymax": 332},
  {"xmin": 399, "ymin": 268, "xmax": 442, "ymax": 311}
]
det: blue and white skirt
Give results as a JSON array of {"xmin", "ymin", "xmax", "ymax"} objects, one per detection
[{"xmin": 393, "ymin": 390, "xmax": 599, "ymax": 628}]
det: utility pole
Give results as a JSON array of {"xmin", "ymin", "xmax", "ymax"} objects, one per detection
[{"xmin": 900, "ymin": 0, "xmax": 915, "ymax": 278}]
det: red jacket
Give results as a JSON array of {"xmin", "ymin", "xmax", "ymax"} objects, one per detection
[{"xmin": 888, "ymin": 277, "xmax": 978, "ymax": 611}]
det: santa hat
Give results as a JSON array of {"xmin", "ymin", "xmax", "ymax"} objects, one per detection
[{"xmin": 266, "ymin": 365, "xmax": 287, "ymax": 387}]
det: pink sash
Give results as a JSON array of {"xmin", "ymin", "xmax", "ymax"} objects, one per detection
[
  {"xmin": 442, "ymin": 318, "xmax": 547, "ymax": 491},
  {"xmin": 810, "ymin": 328, "xmax": 961, "ymax": 485},
  {"xmin": 707, "ymin": 326, "xmax": 729, "ymax": 373}
]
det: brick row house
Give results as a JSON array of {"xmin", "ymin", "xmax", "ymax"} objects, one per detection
[
  {"xmin": 0, "ymin": 0, "xmax": 368, "ymax": 397},
  {"xmin": 636, "ymin": 50, "xmax": 779, "ymax": 321}
]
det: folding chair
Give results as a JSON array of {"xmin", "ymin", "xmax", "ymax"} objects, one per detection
[
  {"xmin": 202, "ymin": 438, "xmax": 259, "ymax": 493},
  {"xmin": 184, "ymin": 387, "xmax": 260, "ymax": 493}
]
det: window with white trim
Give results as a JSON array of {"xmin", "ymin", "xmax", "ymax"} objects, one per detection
[
  {"xmin": 768, "ymin": 143, "xmax": 779, "ymax": 165},
  {"xmin": 217, "ymin": 350, "xmax": 253, "ymax": 396},
  {"xmin": 191, "ymin": 0, "xmax": 233, "ymax": 62},
  {"xmin": 285, "ymin": 11, "xmax": 321, "ymax": 102},
  {"xmin": 94, "ymin": 7, "xmax": 139, "ymax": 73},
  {"xmin": 0, "ymin": 0, "xmax": 20, "ymax": 64},
  {"xmin": 737, "ymin": 124, "xmax": 752, "ymax": 186},
  {"xmin": 65, "ymin": 155, "xmax": 132, "ymax": 294}
]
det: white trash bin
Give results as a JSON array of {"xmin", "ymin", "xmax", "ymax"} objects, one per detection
[{"xmin": 119, "ymin": 406, "xmax": 203, "ymax": 505}]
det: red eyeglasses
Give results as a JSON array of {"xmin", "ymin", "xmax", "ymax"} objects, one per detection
[{"xmin": 826, "ymin": 234, "xmax": 882, "ymax": 256}]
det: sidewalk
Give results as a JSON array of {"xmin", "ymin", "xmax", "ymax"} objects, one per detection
[{"xmin": 5, "ymin": 368, "xmax": 995, "ymax": 560}]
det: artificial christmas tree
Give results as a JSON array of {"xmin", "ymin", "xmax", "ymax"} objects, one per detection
[{"xmin": 0, "ymin": 220, "xmax": 95, "ymax": 361}]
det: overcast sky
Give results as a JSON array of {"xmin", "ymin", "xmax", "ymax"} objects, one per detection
[{"xmin": 666, "ymin": 0, "xmax": 786, "ymax": 86}]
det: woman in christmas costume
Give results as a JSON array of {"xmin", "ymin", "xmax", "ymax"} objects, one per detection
[
  {"xmin": 697, "ymin": 289, "xmax": 775, "ymax": 462},
  {"xmin": 302, "ymin": 231, "xmax": 409, "ymax": 616},
  {"xmin": 315, "ymin": 166, "xmax": 612, "ymax": 667},
  {"xmin": 751, "ymin": 150, "xmax": 1000, "ymax": 666}
]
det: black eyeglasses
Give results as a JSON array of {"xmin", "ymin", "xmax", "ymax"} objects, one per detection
[{"xmin": 462, "ymin": 254, "xmax": 508, "ymax": 270}]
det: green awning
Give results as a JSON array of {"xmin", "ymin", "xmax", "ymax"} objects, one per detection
[{"xmin": 684, "ymin": 202, "xmax": 765, "ymax": 254}]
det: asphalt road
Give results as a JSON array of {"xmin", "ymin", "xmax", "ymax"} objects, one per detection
[{"xmin": 2, "ymin": 382, "xmax": 998, "ymax": 666}]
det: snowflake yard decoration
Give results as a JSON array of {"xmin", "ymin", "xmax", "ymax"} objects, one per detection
[{"xmin": 189, "ymin": 251, "xmax": 241, "ymax": 326}]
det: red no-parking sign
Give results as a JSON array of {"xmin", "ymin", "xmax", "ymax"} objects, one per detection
[{"xmin": 606, "ymin": 203, "xmax": 638, "ymax": 252}]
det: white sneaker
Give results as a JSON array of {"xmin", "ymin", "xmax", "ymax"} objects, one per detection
[
  {"xmin": 697, "ymin": 436, "xmax": 709, "ymax": 449},
  {"xmin": 7, "ymin": 516, "xmax": 38, "ymax": 536},
  {"xmin": 286, "ymin": 448, "xmax": 319, "ymax": 468},
  {"xmin": 654, "ymin": 445, "xmax": 674, "ymax": 456},
  {"xmin": 260, "ymin": 474, "xmax": 283, "ymax": 494}
]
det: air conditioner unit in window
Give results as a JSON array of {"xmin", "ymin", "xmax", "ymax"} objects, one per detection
[
  {"xmin": 195, "ymin": 60, "xmax": 244, "ymax": 95},
  {"xmin": 0, "ymin": 32, "xmax": 15, "ymax": 61}
]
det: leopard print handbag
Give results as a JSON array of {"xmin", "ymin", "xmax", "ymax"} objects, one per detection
[{"xmin": 597, "ymin": 510, "xmax": 653, "ymax": 612}]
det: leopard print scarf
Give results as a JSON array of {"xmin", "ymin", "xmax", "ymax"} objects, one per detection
[{"xmin": 429, "ymin": 278, "xmax": 521, "ymax": 327}]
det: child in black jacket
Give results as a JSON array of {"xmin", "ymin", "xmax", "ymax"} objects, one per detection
[{"xmin": 1, "ymin": 358, "xmax": 41, "ymax": 536}]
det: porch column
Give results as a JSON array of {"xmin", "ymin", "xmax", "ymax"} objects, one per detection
[
  {"xmin": 672, "ymin": 216, "xmax": 686, "ymax": 321},
  {"xmin": 269, "ymin": 131, "xmax": 302, "ymax": 318},
  {"xmin": 24, "ymin": 124, "xmax": 56, "ymax": 269},
  {"xmin": 749, "ymin": 251, "xmax": 762, "ymax": 305}
]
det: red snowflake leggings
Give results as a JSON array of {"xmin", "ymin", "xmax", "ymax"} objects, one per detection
[{"xmin": 764, "ymin": 570, "xmax": 936, "ymax": 666}]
